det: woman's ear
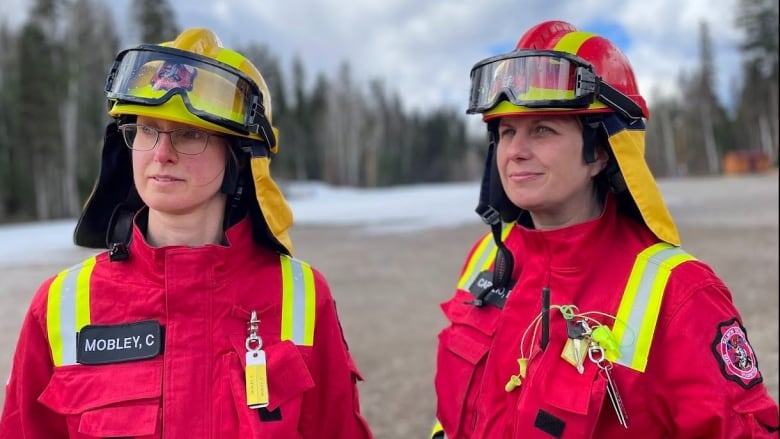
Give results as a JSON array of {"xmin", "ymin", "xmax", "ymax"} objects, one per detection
[{"xmin": 589, "ymin": 146, "xmax": 610, "ymax": 177}]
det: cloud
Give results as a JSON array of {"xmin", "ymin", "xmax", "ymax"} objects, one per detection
[{"xmin": 1, "ymin": 0, "xmax": 745, "ymax": 112}]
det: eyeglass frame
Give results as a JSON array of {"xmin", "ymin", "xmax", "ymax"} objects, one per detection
[{"xmin": 117, "ymin": 123, "xmax": 226, "ymax": 155}]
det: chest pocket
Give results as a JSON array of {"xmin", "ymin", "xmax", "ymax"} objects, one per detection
[
  {"xmin": 39, "ymin": 360, "xmax": 163, "ymax": 438},
  {"xmin": 436, "ymin": 292, "xmax": 498, "ymax": 439},
  {"xmin": 221, "ymin": 255, "xmax": 319, "ymax": 438},
  {"xmin": 510, "ymin": 338, "xmax": 608, "ymax": 438},
  {"xmin": 226, "ymin": 336, "xmax": 315, "ymax": 439}
]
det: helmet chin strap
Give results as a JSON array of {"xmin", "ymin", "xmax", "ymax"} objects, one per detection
[
  {"xmin": 221, "ymin": 139, "xmax": 253, "ymax": 230},
  {"xmin": 470, "ymin": 123, "xmax": 518, "ymax": 307},
  {"xmin": 106, "ymin": 188, "xmax": 142, "ymax": 262},
  {"xmin": 220, "ymin": 136, "xmax": 280, "ymax": 239}
]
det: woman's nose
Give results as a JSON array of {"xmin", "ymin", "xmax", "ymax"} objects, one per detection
[{"xmin": 153, "ymin": 132, "xmax": 179, "ymax": 161}]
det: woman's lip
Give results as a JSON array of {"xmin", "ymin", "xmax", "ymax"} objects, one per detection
[
  {"xmin": 150, "ymin": 175, "xmax": 184, "ymax": 182},
  {"xmin": 509, "ymin": 171, "xmax": 541, "ymax": 178}
]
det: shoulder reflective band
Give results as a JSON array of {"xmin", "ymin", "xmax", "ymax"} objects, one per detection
[
  {"xmin": 431, "ymin": 419, "xmax": 445, "ymax": 439},
  {"xmin": 47, "ymin": 256, "xmax": 97, "ymax": 366},
  {"xmin": 280, "ymin": 255, "xmax": 316, "ymax": 346},
  {"xmin": 457, "ymin": 223, "xmax": 513, "ymax": 291},
  {"xmin": 609, "ymin": 242, "xmax": 696, "ymax": 372}
]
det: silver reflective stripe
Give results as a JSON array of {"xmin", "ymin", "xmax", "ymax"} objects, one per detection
[
  {"xmin": 290, "ymin": 259, "xmax": 307, "ymax": 344},
  {"xmin": 457, "ymin": 224, "xmax": 513, "ymax": 291},
  {"xmin": 612, "ymin": 244, "xmax": 695, "ymax": 372},
  {"xmin": 47, "ymin": 257, "xmax": 95, "ymax": 366},
  {"xmin": 58, "ymin": 268, "xmax": 80, "ymax": 365},
  {"xmin": 458, "ymin": 238, "xmax": 497, "ymax": 290},
  {"xmin": 281, "ymin": 256, "xmax": 316, "ymax": 346}
]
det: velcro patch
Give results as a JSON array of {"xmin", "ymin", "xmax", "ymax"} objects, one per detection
[
  {"xmin": 468, "ymin": 270, "xmax": 515, "ymax": 308},
  {"xmin": 77, "ymin": 320, "xmax": 163, "ymax": 365},
  {"xmin": 534, "ymin": 409, "xmax": 565, "ymax": 438},
  {"xmin": 711, "ymin": 318, "xmax": 762, "ymax": 389},
  {"xmin": 259, "ymin": 407, "xmax": 283, "ymax": 422}
]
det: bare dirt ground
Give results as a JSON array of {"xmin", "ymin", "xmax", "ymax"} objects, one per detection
[{"xmin": 0, "ymin": 173, "xmax": 777, "ymax": 438}]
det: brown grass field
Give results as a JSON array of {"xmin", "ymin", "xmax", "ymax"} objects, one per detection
[{"xmin": 0, "ymin": 173, "xmax": 777, "ymax": 438}]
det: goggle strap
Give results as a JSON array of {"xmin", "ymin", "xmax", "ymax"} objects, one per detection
[
  {"xmin": 247, "ymin": 95, "xmax": 277, "ymax": 149},
  {"xmin": 598, "ymin": 82, "xmax": 644, "ymax": 120}
]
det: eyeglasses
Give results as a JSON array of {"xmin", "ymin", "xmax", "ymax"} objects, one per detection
[
  {"xmin": 118, "ymin": 123, "xmax": 223, "ymax": 155},
  {"xmin": 467, "ymin": 49, "xmax": 643, "ymax": 120}
]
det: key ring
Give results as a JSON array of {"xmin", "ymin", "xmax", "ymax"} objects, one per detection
[
  {"xmin": 246, "ymin": 334, "xmax": 263, "ymax": 352},
  {"xmin": 588, "ymin": 343, "xmax": 613, "ymax": 370}
]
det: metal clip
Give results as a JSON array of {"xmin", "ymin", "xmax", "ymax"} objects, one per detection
[{"xmin": 245, "ymin": 310, "xmax": 262, "ymax": 352}]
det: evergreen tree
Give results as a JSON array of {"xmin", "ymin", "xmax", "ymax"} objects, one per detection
[
  {"xmin": 0, "ymin": 25, "xmax": 20, "ymax": 219},
  {"xmin": 133, "ymin": 0, "xmax": 180, "ymax": 43},
  {"xmin": 18, "ymin": 0, "xmax": 68, "ymax": 219},
  {"xmin": 64, "ymin": 0, "xmax": 120, "ymax": 208},
  {"xmin": 735, "ymin": 0, "xmax": 779, "ymax": 162}
]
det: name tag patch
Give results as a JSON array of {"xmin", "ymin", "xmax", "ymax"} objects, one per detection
[
  {"xmin": 77, "ymin": 320, "xmax": 163, "ymax": 365},
  {"xmin": 469, "ymin": 270, "xmax": 515, "ymax": 308}
]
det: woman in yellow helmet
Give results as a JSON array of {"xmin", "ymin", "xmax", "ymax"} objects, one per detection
[
  {"xmin": 0, "ymin": 28, "xmax": 373, "ymax": 438},
  {"xmin": 431, "ymin": 20, "xmax": 778, "ymax": 438}
]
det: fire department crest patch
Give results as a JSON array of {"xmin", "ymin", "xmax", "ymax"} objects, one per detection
[{"xmin": 711, "ymin": 318, "xmax": 762, "ymax": 389}]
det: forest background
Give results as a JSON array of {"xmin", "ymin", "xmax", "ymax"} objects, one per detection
[{"xmin": 0, "ymin": 0, "xmax": 777, "ymax": 223}]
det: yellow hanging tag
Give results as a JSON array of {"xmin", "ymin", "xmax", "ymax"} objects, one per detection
[
  {"xmin": 245, "ymin": 349, "xmax": 269, "ymax": 408},
  {"xmin": 561, "ymin": 338, "xmax": 588, "ymax": 371}
]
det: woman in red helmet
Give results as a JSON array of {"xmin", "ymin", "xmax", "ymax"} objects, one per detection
[
  {"xmin": 0, "ymin": 28, "xmax": 373, "ymax": 438},
  {"xmin": 431, "ymin": 20, "xmax": 778, "ymax": 438}
]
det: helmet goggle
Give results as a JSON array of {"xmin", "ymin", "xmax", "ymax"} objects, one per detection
[
  {"xmin": 467, "ymin": 50, "xmax": 643, "ymax": 120},
  {"xmin": 105, "ymin": 45, "xmax": 276, "ymax": 147}
]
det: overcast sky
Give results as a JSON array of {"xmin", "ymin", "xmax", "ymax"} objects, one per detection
[{"xmin": 1, "ymin": 0, "xmax": 744, "ymax": 116}]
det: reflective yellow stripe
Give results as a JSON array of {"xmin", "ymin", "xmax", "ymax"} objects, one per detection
[
  {"xmin": 46, "ymin": 257, "xmax": 96, "ymax": 366},
  {"xmin": 214, "ymin": 50, "xmax": 244, "ymax": 70},
  {"xmin": 457, "ymin": 224, "xmax": 513, "ymax": 290},
  {"xmin": 280, "ymin": 255, "xmax": 317, "ymax": 346},
  {"xmin": 610, "ymin": 243, "xmax": 695, "ymax": 371},
  {"xmin": 431, "ymin": 419, "xmax": 445, "ymax": 439},
  {"xmin": 553, "ymin": 31, "xmax": 596, "ymax": 54}
]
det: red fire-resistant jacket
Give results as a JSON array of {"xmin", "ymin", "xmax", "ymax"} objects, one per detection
[
  {"xmin": 435, "ymin": 195, "xmax": 779, "ymax": 438},
  {"xmin": 0, "ymin": 217, "xmax": 373, "ymax": 438}
]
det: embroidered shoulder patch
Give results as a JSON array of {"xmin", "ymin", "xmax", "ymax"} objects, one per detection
[{"xmin": 711, "ymin": 318, "xmax": 762, "ymax": 389}]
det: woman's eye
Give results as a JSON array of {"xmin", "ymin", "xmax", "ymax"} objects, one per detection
[
  {"xmin": 180, "ymin": 129, "xmax": 205, "ymax": 140},
  {"xmin": 139, "ymin": 126, "xmax": 157, "ymax": 136}
]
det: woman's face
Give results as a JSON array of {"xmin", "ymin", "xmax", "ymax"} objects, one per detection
[
  {"xmin": 131, "ymin": 116, "xmax": 228, "ymax": 217},
  {"xmin": 495, "ymin": 114, "xmax": 606, "ymax": 227}
]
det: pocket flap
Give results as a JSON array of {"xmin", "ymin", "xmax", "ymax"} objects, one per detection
[
  {"xmin": 441, "ymin": 290, "xmax": 500, "ymax": 337},
  {"xmin": 442, "ymin": 327, "xmax": 490, "ymax": 365},
  {"xmin": 230, "ymin": 336, "xmax": 315, "ymax": 410},
  {"xmin": 539, "ymin": 354, "xmax": 603, "ymax": 415},
  {"xmin": 39, "ymin": 360, "xmax": 163, "ymax": 415},
  {"xmin": 79, "ymin": 403, "xmax": 159, "ymax": 436}
]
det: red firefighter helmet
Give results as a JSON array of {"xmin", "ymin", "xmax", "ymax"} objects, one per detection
[
  {"xmin": 470, "ymin": 20, "xmax": 679, "ymax": 248},
  {"xmin": 468, "ymin": 20, "xmax": 649, "ymax": 121}
]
